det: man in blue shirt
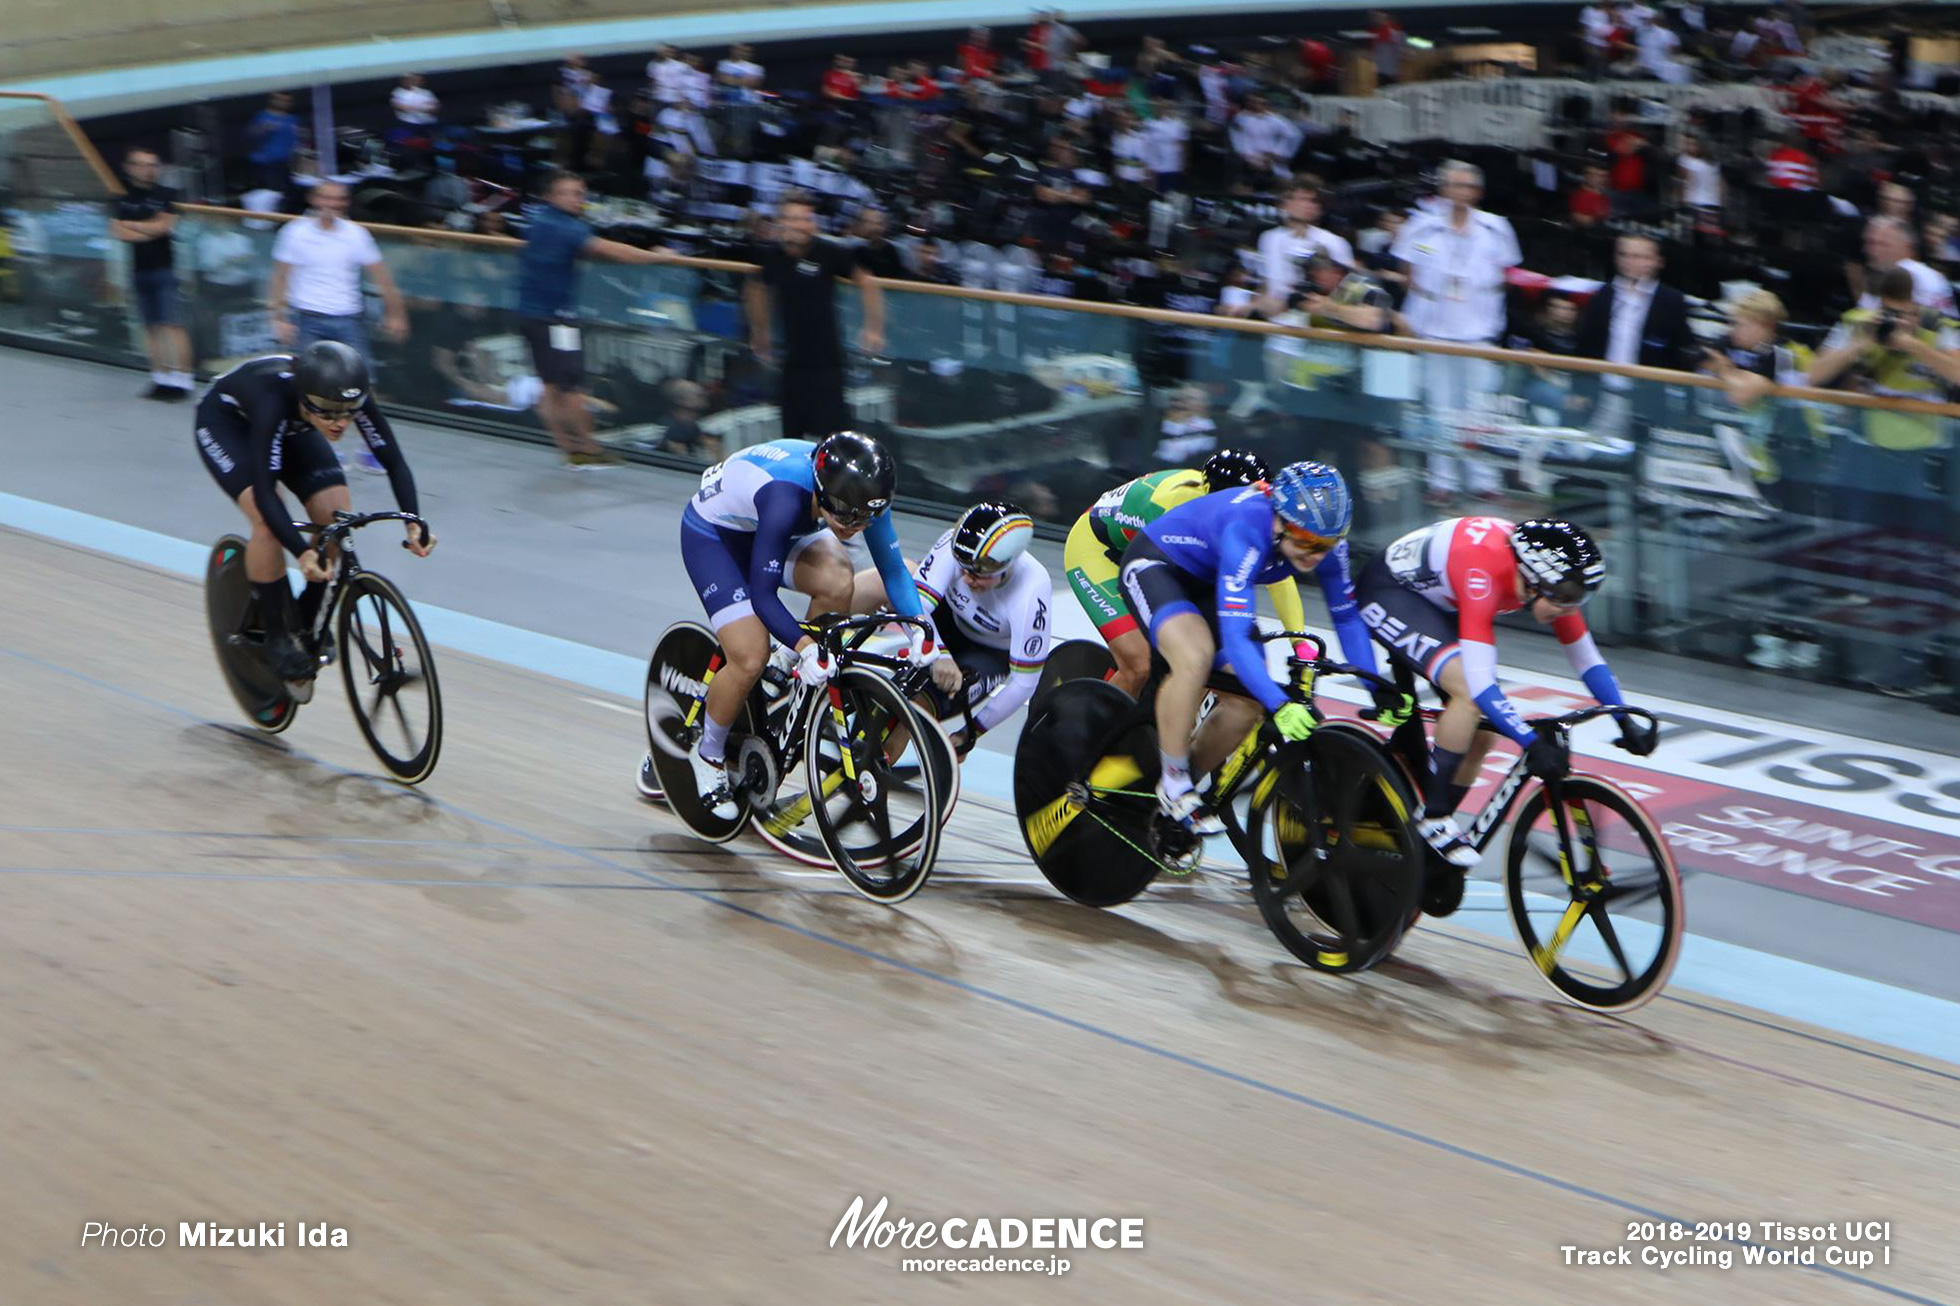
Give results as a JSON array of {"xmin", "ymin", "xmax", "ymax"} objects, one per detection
[
  {"xmin": 1118, "ymin": 461, "xmax": 1380, "ymax": 834},
  {"xmin": 245, "ymin": 92, "xmax": 299, "ymax": 194},
  {"xmin": 517, "ymin": 170, "xmax": 676, "ymax": 469}
]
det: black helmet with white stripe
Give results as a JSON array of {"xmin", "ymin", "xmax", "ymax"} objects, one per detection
[{"xmin": 1509, "ymin": 518, "xmax": 1604, "ymax": 607}]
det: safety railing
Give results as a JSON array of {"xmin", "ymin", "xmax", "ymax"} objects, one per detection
[{"xmin": 1, "ymin": 192, "xmax": 1956, "ymax": 707}]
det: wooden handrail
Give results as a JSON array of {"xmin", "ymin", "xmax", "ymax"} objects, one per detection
[
  {"xmin": 179, "ymin": 202, "xmax": 1960, "ymax": 420},
  {"xmin": 0, "ymin": 90, "xmax": 123, "ymax": 197}
]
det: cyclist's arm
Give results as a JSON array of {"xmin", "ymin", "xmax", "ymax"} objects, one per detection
[
  {"xmin": 1313, "ymin": 542, "xmax": 1380, "ymax": 676},
  {"xmin": 1261, "ymin": 575, "xmax": 1306, "ymax": 632},
  {"xmin": 1456, "ymin": 596, "xmax": 1534, "ymax": 746},
  {"xmin": 972, "ymin": 580, "xmax": 1051, "ymax": 734},
  {"xmin": 863, "ymin": 512, "xmax": 924, "ymax": 621},
  {"xmin": 247, "ymin": 403, "xmax": 313, "ymax": 559},
  {"xmin": 1554, "ymin": 612, "xmax": 1626, "ymax": 710},
  {"xmin": 353, "ymin": 401, "xmax": 422, "ymax": 521},
  {"xmin": 747, "ymin": 483, "xmax": 820, "ymax": 650},
  {"xmin": 1215, "ymin": 520, "xmax": 1289, "ymax": 714}
]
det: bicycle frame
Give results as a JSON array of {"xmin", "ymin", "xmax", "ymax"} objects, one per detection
[
  {"xmin": 1386, "ymin": 703, "xmax": 1662, "ymax": 865},
  {"xmin": 293, "ymin": 509, "xmax": 428, "ymax": 657},
  {"xmin": 673, "ymin": 610, "xmax": 939, "ymax": 803}
]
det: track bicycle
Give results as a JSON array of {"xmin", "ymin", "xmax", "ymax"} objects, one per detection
[
  {"xmin": 1015, "ymin": 631, "xmax": 1425, "ymax": 974},
  {"xmin": 1362, "ymin": 690, "xmax": 1683, "ymax": 1012},
  {"xmin": 204, "ymin": 510, "xmax": 442, "ymax": 784},
  {"xmin": 644, "ymin": 612, "xmax": 955, "ymax": 904},
  {"xmin": 750, "ymin": 640, "xmax": 974, "ymax": 870}
]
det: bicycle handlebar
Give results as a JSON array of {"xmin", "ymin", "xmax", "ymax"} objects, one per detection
[
  {"xmin": 801, "ymin": 610, "xmax": 936, "ymax": 658},
  {"xmin": 296, "ymin": 510, "xmax": 431, "ymax": 550}
]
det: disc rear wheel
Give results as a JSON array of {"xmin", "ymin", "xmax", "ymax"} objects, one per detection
[{"xmin": 204, "ymin": 536, "xmax": 300, "ymax": 734}]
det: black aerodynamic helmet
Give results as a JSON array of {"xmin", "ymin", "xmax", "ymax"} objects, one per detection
[
  {"xmin": 812, "ymin": 430, "xmax": 897, "ymax": 524},
  {"xmin": 1201, "ymin": 447, "xmax": 1271, "ymax": 492},
  {"xmin": 293, "ymin": 340, "xmax": 370, "ymax": 415},
  {"xmin": 1510, "ymin": 518, "xmax": 1605, "ymax": 607}
]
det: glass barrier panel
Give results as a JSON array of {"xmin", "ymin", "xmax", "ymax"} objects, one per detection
[
  {"xmin": 25, "ymin": 204, "xmax": 1957, "ymax": 707},
  {"xmin": 0, "ymin": 96, "xmax": 139, "ymax": 363}
]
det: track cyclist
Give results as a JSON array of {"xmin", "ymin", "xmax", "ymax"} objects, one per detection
[
  {"xmin": 193, "ymin": 341, "xmax": 434, "ymax": 683},
  {"xmin": 1119, "ymin": 460, "xmax": 1384, "ymax": 836},
  {"xmin": 852, "ymin": 500, "xmax": 1052, "ymax": 753},
  {"xmin": 1352, "ymin": 515, "xmax": 1654, "ymax": 868},
  {"xmin": 1065, "ymin": 449, "xmax": 1296, "ymax": 697},
  {"xmin": 673, "ymin": 431, "xmax": 929, "ymax": 817}
]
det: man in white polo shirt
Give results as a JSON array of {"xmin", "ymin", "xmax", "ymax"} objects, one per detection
[
  {"xmin": 267, "ymin": 179, "xmax": 408, "ymax": 469},
  {"xmin": 268, "ymin": 180, "xmax": 407, "ymax": 360},
  {"xmin": 1390, "ymin": 160, "xmax": 1520, "ymax": 499}
]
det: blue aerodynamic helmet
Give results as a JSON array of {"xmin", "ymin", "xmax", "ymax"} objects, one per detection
[{"xmin": 1268, "ymin": 460, "xmax": 1352, "ymax": 542}]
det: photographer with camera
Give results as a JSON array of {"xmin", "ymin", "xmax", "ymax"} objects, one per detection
[
  {"xmin": 1806, "ymin": 265, "xmax": 1960, "ymax": 695},
  {"xmin": 1809, "ymin": 267, "xmax": 1960, "ymax": 412}
]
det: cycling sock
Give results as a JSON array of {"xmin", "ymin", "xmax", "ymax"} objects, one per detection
[
  {"xmin": 296, "ymin": 580, "xmax": 328, "ymax": 631},
  {"xmin": 699, "ymin": 714, "xmax": 732, "ymax": 764},
  {"xmin": 1424, "ymin": 744, "xmax": 1468, "ymax": 818},
  {"xmin": 1158, "ymin": 750, "xmax": 1193, "ymax": 799},
  {"xmin": 251, "ymin": 579, "xmax": 294, "ymax": 634}
]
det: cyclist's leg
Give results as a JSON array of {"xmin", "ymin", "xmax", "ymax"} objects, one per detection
[
  {"xmin": 288, "ymin": 428, "xmax": 351, "ymax": 635},
  {"xmin": 198, "ymin": 397, "xmax": 313, "ymax": 678},
  {"xmin": 1429, "ymin": 657, "xmax": 1496, "ymax": 808},
  {"xmin": 848, "ymin": 564, "xmax": 888, "ymax": 614},
  {"xmin": 1191, "ymin": 689, "xmax": 1261, "ymax": 778},
  {"xmin": 1354, "ymin": 557, "xmax": 1479, "ymax": 861},
  {"xmin": 787, "ymin": 531, "xmax": 856, "ymax": 619},
  {"xmin": 679, "ymin": 520, "xmax": 767, "ymax": 752},
  {"xmin": 1152, "ymin": 612, "xmax": 1217, "ymax": 806},
  {"xmin": 1063, "ymin": 513, "xmax": 1149, "ymax": 695}
]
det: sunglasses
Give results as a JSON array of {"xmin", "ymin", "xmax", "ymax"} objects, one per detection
[
  {"xmin": 301, "ymin": 395, "xmax": 361, "ymax": 421},
  {"xmin": 1280, "ymin": 522, "xmax": 1341, "ymax": 551},
  {"xmin": 1531, "ymin": 580, "xmax": 1594, "ymax": 609},
  {"xmin": 821, "ymin": 501, "xmax": 882, "ymax": 529}
]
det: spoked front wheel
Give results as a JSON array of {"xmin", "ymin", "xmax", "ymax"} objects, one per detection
[
  {"xmin": 1247, "ymin": 728, "xmax": 1423, "ymax": 974},
  {"xmin": 803, "ymin": 668, "xmax": 943, "ymax": 904},
  {"xmin": 756, "ymin": 692, "xmax": 958, "ymax": 869},
  {"xmin": 336, "ymin": 572, "xmax": 443, "ymax": 784},
  {"xmin": 1506, "ymin": 777, "xmax": 1684, "ymax": 1012}
]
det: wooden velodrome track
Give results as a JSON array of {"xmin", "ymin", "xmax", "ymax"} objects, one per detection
[{"xmin": 1, "ymin": 522, "xmax": 1956, "ymax": 1306}]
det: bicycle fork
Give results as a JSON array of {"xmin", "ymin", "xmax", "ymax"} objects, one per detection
[{"xmin": 1533, "ymin": 784, "xmax": 1601, "ymax": 974}]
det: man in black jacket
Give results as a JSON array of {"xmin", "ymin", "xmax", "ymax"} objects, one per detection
[{"xmin": 1572, "ymin": 233, "xmax": 1699, "ymax": 429}]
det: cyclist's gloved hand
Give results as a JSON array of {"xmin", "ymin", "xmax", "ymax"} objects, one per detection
[
  {"xmin": 1524, "ymin": 732, "xmax": 1570, "ymax": 779},
  {"xmin": 794, "ymin": 642, "xmax": 835, "ymax": 687},
  {"xmin": 1273, "ymin": 702, "xmax": 1317, "ymax": 742},
  {"xmin": 1365, "ymin": 683, "xmax": 1416, "ymax": 728},
  {"xmin": 1616, "ymin": 715, "xmax": 1658, "ymax": 756},
  {"xmin": 902, "ymin": 625, "xmax": 935, "ymax": 666}
]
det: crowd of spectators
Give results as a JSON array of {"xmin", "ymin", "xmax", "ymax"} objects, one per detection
[{"xmin": 105, "ymin": 8, "xmax": 1953, "ymax": 628}]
